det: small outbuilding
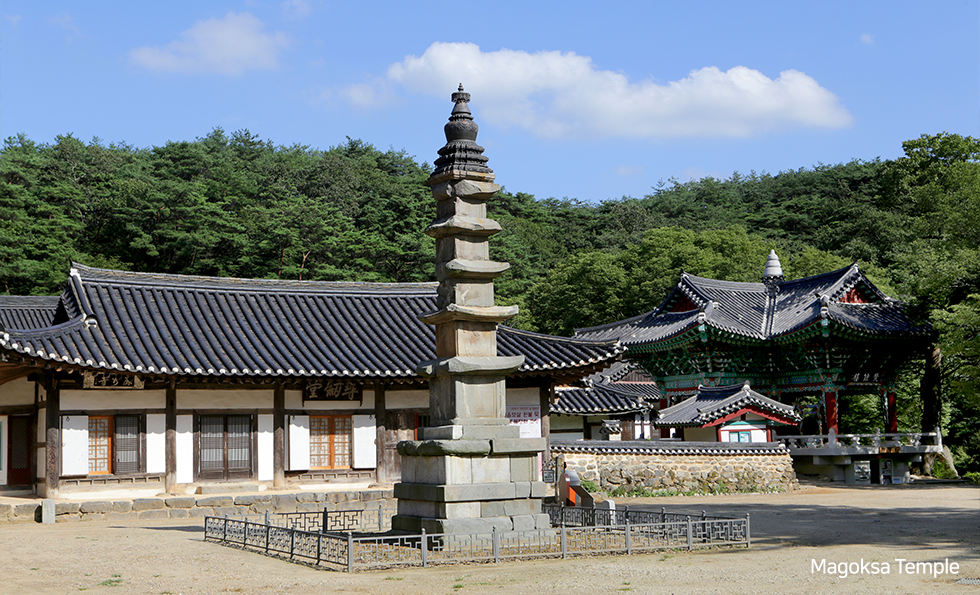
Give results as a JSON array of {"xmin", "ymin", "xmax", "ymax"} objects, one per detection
[{"xmin": 654, "ymin": 381, "xmax": 801, "ymax": 442}]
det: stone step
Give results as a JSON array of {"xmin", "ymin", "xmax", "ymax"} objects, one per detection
[{"xmin": 196, "ymin": 483, "xmax": 259, "ymax": 495}]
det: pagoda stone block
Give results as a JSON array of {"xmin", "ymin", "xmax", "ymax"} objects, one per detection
[{"xmin": 393, "ymin": 86, "xmax": 547, "ymax": 536}]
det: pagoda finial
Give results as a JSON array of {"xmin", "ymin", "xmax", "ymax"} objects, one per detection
[
  {"xmin": 762, "ymin": 249, "xmax": 784, "ymax": 285},
  {"xmin": 431, "ymin": 84, "xmax": 491, "ymax": 179}
]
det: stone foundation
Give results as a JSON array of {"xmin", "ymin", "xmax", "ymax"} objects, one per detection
[
  {"xmin": 0, "ymin": 489, "xmax": 394, "ymax": 524},
  {"xmin": 554, "ymin": 441, "xmax": 797, "ymax": 494}
]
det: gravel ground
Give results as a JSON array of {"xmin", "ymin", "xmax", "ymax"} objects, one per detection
[{"xmin": 1, "ymin": 483, "xmax": 977, "ymax": 595}]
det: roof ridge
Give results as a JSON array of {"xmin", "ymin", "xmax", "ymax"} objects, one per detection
[
  {"xmin": 574, "ymin": 309, "xmax": 651, "ymax": 334},
  {"xmin": 501, "ymin": 325, "xmax": 622, "ymax": 347},
  {"xmin": 70, "ymin": 263, "xmax": 439, "ymax": 295}
]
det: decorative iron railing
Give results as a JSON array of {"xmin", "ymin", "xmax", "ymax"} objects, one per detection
[
  {"xmin": 778, "ymin": 431, "xmax": 941, "ymax": 451},
  {"xmin": 204, "ymin": 505, "xmax": 749, "ymax": 571}
]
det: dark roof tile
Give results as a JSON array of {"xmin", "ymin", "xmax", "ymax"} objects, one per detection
[{"xmin": 0, "ymin": 264, "xmax": 621, "ymax": 380}]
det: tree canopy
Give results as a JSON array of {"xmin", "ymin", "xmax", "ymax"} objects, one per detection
[{"xmin": 1, "ymin": 129, "xmax": 977, "ymax": 476}]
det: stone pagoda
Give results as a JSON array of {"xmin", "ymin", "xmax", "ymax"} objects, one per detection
[{"xmin": 391, "ymin": 86, "xmax": 549, "ymax": 535}]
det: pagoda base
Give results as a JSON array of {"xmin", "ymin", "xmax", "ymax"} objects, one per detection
[{"xmin": 391, "ymin": 433, "xmax": 549, "ymax": 535}]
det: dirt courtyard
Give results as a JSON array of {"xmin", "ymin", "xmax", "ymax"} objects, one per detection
[{"xmin": 0, "ymin": 483, "xmax": 977, "ymax": 595}]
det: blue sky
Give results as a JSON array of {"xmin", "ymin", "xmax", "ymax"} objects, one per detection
[{"xmin": 1, "ymin": 1, "xmax": 977, "ymax": 202}]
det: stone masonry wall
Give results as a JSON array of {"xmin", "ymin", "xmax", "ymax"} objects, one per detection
[
  {"xmin": 558, "ymin": 452, "xmax": 797, "ymax": 493},
  {"xmin": 0, "ymin": 489, "xmax": 395, "ymax": 524}
]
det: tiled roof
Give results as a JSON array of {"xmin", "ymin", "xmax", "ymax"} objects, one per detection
[
  {"xmin": 0, "ymin": 264, "xmax": 622, "ymax": 380},
  {"xmin": 551, "ymin": 439, "xmax": 789, "ymax": 455},
  {"xmin": 551, "ymin": 384, "xmax": 655, "ymax": 416},
  {"xmin": 0, "ymin": 296, "xmax": 61, "ymax": 331},
  {"xmin": 574, "ymin": 263, "xmax": 930, "ymax": 346},
  {"xmin": 654, "ymin": 382, "xmax": 801, "ymax": 427}
]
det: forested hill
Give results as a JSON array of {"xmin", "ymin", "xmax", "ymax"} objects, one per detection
[{"xmin": 2, "ymin": 130, "xmax": 979, "ymax": 474}]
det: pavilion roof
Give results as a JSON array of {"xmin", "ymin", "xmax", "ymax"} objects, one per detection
[
  {"xmin": 0, "ymin": 263, "xmax": 622, "ymax": 381},
  {"xmin": 654, "ymin": 382, "xmax": 801, "ymax": 428},
  {"xmin": 575, "ymin": 262, "xmax": 930, "ymax": 347}
]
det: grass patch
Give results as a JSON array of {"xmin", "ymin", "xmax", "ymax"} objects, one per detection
[
  {"xmin": 383, "ymin": 576, "xmax": 404, "ymax": 581},
  {"xmin": 95, "ymin": 574, "xmax": 124, "ymax": 587}
]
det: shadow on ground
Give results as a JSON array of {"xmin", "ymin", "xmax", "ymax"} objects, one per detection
[{"xmin": 625, "ymin": 484, "xmax": 979, "ymax": 552}]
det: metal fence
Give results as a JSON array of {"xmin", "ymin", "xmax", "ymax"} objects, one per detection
[{"xmin": 204, "ymin": 505, "xmax": 749, "ymax": 571}]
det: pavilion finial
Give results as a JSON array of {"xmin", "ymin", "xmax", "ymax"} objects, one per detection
[{"xmin": 762, "ymin": 250, "xmax": 784, "ymax": 285}]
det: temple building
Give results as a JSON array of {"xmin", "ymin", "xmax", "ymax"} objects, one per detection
[
  {"xmin": 575, "ymin": 251, "xmax": 933, "ymax": 436},
  {"xmin": 0, "ymin": 264, "xmax": 620, "ymax": 497},
  {"xmin": 653, "ymin": 381, "xmax": 801, "ymax": 442}
]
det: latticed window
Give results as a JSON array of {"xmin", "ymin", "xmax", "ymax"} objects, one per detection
[
  {"xmin": 310, "ymin": 416, "xmax": 352, "ymax": 469},
  {"xmin": 88, "ymin": 416, "xmax": 112, "ymax": 474},
  {"xmin": 199, "ymin": 415, "xmax": 252, "ymax": 479},
  {"xmin": 114, "ymin": 415, "xmax": 140, "ymax": 474},
  {"xmin": 88, "ymin": 415, "xmax": 141, "ymax": 475}
]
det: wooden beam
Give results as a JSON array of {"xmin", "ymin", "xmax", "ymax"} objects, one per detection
[
  {"xmin": 273, "ymin": 383, "xmax": 285, "ymax": 488},
  {"xmin": 164, "ymin": 380, "xmax": 177, "ymax": 493},
  {"xmin": 44, "ymin": 374, "xmax": 61, "ymax": 497}
]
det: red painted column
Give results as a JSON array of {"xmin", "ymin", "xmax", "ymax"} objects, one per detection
[
  {"xmin": 886, "ymin": 392, "xmax": 898, "ymax": 433},
  {"xmin": 824, "ymin": 390, "xmax": 839, "ymax": 434}
]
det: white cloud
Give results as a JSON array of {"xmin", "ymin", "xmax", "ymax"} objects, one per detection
[
  {"xmin": 50, "ymin": 12, "xmax": 79, "ymax": 39},
  {"xmin": 130, "ymin": 12, "xmax": 289, "ymax": 76},
  {"xmin": 362, "ymin": 42, "xmax": 853, "ymax": 140},
  {"xmin": 281, "ymin": 0, "xmax": 313, "ymax": 20},
  {"xmin": 2, "ymin": 14, "xmax": 23, "ymax": 25},
  {"xmin": 860, "ymin": 33, "xmax": 874, "ymax": 45}
]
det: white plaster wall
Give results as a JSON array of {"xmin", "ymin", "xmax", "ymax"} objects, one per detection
[
  {"xmin": 61, "ymin": 415, "xmax": 89, "ymax": 475},
  {"xmin": 284, "ymin": 389, "xmax": 375, "ymax": 410},
  {"xmin": 62, "ymin": 389, "xmax": 165, "ymax": 411},
  {"xmin": 177, "ymin": 389, "xmax": 271, "ymax": 410},
  {"xmin": 352, "ymin": 414, "xmax": 376, "ymax": 469},
  {"xmin": 288, "ymin": 415, "xmax": 310, "ymax": 470},
  {"xmin": 0, "ymin": 376, "xmax": 34, "ymax": 406},
  {"xmin": 175, "ymin": 415, "xmax": 193, "ymax": 483},
  {"xmin": 257, "ymin": 414, "xmax": 273, "ymax": 481},
  {"xmin": 720, "ymin": 424, "xmax": 768, "ymax": 443},
  {"xmin": 146, "ymin": 414, "xmax": 166, "ymax": 473},
  {"xmin": 384, "ymin": 390, "xmax": 427, "ymax": 409}
]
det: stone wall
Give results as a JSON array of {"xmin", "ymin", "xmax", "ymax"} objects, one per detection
[
  {"xmin": 0, "ymin": 489, "xmax": 394, "ymax": 524},
  {"xmin": 555, "ymin": 445, "xmax": 797, "ymax": 494}
]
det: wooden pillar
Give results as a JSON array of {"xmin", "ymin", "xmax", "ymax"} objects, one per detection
[
  {"xmin": 886, "ymin": 391, "xmax": 898, "ymax": 433},
  {"xmin": 715, "ymin": 424, "xmax": 722, "ymax": 442},
  {"xmin": 824, "ymin": 390, "xmax": 839, "ymax": 434},
  {"xmin": 538, "ymin": 383, "xmax": 551, "ymax": 460},
  {"xmin": 44, "ymin": 375, "xmax": 61, "ymax": 498},
  {"xmin": 920, "ymin": 343, "xmax": 942, "ymax": 434},
  {"xmin": 164, "ymin": 380, "xmax": 177, "ymax": 493},
  {"xmin": 273, "ymin": 383, "xmax": 285, "ymax": 488},
  {"xmin": 375, "ymin": 382, "xmax": 387, "ymax": 484}
]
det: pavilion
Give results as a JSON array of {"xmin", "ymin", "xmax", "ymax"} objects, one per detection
[{"xmin": 575, "ymin": 251, "xmax": 933, "ymax": 436}]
